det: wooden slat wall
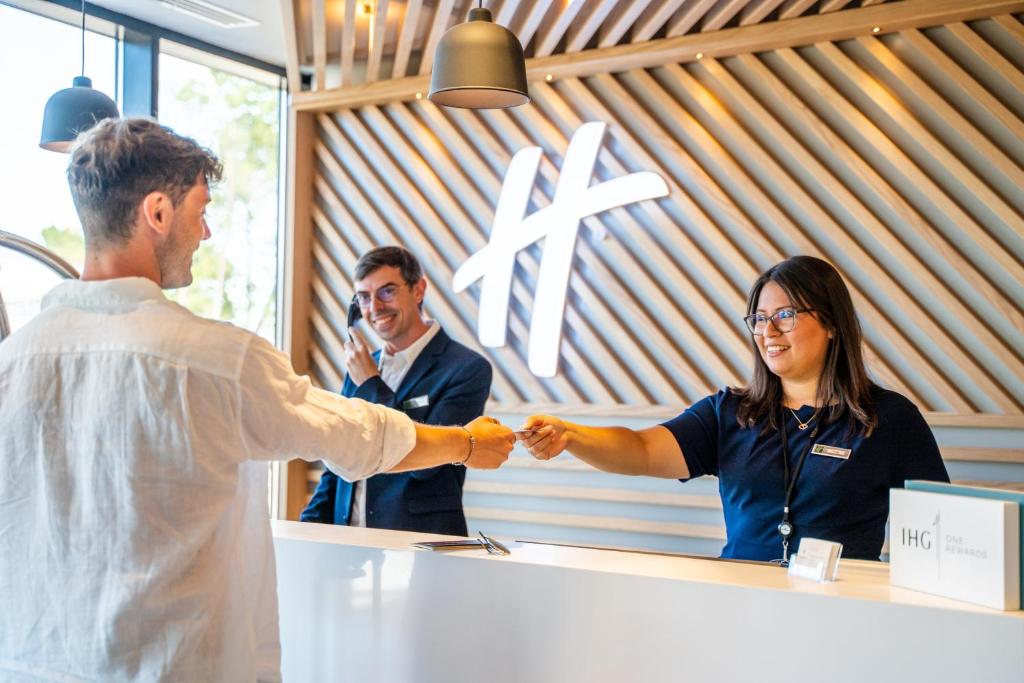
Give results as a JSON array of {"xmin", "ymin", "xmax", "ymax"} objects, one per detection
[
  {"xmin": 293, "ymin": 0, "xmax": 903, "ymax": 91},
  {"xmin": 308, "ymin": 17, "xmax": 1024, "ymax": 417},
  {"xmin": 290, "ymin": 6, "xmax": 1024, "ymax": 551}
]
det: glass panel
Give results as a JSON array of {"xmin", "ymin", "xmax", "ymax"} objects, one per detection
[
  {"xmin": 0, "ymin": 5, "xmax": 116, "ymax": 329},
  {"xmin": 158, "ymin": 48, "xmax": 282, "ymax": 343}
]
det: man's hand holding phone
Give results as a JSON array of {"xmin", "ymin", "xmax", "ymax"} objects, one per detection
[{"xmin": 344, "ymin": 327, "xmax": 380, "ymax": 386}]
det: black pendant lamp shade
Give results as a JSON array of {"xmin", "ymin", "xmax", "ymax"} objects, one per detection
[
  {"xmin": 428, "ymin": 7, "xmax": 529, "ymax": 109},
  {"xmin": 40, "ymin": 76, "xmax": 119, "ymax": 152},
  {"xmin": 40, "ymin": 0, "xmax": 119, "ymax": 152}
]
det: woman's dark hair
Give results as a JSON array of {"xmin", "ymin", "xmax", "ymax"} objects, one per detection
[{"xmin": 734, "ymin": 256, "xmax": 876, "ymax": 436}]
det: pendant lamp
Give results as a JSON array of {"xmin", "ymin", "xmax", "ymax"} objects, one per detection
[
  {"xmin": 428, "ymin": 3, "xmax": 529, "ymax": 109},
  {"xmin": 40, "ymin": 0, "xmax": 119, "ymax": 152}
]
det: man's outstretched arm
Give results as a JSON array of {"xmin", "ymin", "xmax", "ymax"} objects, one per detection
[
  {"xmin": 238, "ymin": 336, "xmax": 513, "ymax": 478},
  {"xmin": 389, "ymin": 416, "xmax": 512, "ymax": 472}
]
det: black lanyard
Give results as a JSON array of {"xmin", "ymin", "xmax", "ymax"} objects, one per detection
[{"xmin": 777, "ymin": 407, "xmax": 818, "ymax": 562}]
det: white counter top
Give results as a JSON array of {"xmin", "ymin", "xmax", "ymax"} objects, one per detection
[{"xmin": 273, "ymin": 521, "xmax": 1024, "ymax": 682}]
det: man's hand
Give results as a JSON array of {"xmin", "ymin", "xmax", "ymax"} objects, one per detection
[
  {"xmin": 344, "ymin": 327, "xmax": 379, "ymax": 386},
  {"xmin": 463, "ymin": 416, "xmax": 514, "ymax": 470},
  {"xmin": 516, "ymin": 415, "xmax": 570, "ymax": 461},
  {"xmin": 393, "ymin": 417, "xmax": 514, "ymax": 473}
]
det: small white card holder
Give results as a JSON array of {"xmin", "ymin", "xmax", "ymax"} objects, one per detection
[{"xmin": 788, "ymin": 538, "xmax": 843, "ymax": 582}]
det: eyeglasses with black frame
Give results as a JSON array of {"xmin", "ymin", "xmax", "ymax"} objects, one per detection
[
  {"xmin": 353, "ymin": 283, "xmax": 411, "ymax": 308},
  {"xmin": 743, "ymin": 307, "xmax": 813, "ymax": 336}
]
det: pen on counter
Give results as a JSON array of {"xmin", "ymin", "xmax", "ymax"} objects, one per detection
[{"xmin": 478, "ymin": 531, "xmax": 510, "ymax": 555}]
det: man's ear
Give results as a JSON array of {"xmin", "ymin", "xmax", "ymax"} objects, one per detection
[
  {"xmin": 140, "ymin": 191, "xmax": 174, "ymax": 237},
  {"xmin": 414, "ymin": 277, "xmax": 427, "ymax": 304}
]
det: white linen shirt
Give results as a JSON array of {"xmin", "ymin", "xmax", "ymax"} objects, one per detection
[
  {"xmin": 0, "ymin": 278, "xmax": 416, "ymax": 682},
  {"xmin": 349, "ymin": 320, "xmax": 439, "ymax": 527}
]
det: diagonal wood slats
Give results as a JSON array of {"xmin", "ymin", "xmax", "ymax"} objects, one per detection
[
  {"xmin": 417, "ymin": 0, "xmax": 457, "ymax": 76},
  {"xmin": 391, "ymin": 0, "xmax": 423, "ymax": 79},
  {"xmin": 364, "ymin": 0, "xmax": 390, "ymax": 83},
  {"xmin": 702, "ymin": 0, "xmax": 752, "ymax": 32},
  {"xmin": 289, "ymin": 0, "xmax": 902, "ymax": 91},
  {"xmin": 306, "ymin": 14, "xmax": 1024, "ymax": 419}
]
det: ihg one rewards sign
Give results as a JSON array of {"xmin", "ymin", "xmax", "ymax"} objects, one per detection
[{"xmin": 890, "ymin": 489, "xmax": 1020, "ymax": 610}]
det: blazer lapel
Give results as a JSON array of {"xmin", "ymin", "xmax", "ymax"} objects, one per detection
[{"xmin": 394, "ymin": 328, "xmax": 450, "ymax": 406}]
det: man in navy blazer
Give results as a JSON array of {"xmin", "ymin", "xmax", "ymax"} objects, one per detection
[{"xmin": 301, "ymin": 246, "xmax": 491, "ymax": 536}]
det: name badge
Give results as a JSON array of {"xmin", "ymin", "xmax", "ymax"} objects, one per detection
[
  {"xmin": 403, "ymin": 394, "xmax": 430, "ymax": 410},
  {"xmin": 811, "ymin": 443, "xmax": 852, "ymax": 460}
]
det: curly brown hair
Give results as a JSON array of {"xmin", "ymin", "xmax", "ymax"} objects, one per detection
[{"xmin": 67, "ymin": 118, "xmax": 222, "ymax": 247}]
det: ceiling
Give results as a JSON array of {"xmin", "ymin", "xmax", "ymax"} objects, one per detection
[
  {"xmin": 89, "ymin": 0, "xmax": 287, "ymax": 67},
  {"xmin": 51, "ymin": 1, "xmax": 900, "ymax": 85},
  {"xmin": 79, "ymin": 0, "xmax": 897, "ymax": 82}
]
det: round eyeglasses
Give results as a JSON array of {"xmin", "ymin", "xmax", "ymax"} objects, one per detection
[
  {"xmin": 743, "ymin": 307, "xmax": 813, "ymax": 336},
  {"xmin": 353, "ymin": 283, "xmax": 409, "ymax": 308}
]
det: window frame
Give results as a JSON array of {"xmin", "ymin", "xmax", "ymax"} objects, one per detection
[{"xmin": 3, "ymin": 0, "xmax": 292, "ymax": 519}]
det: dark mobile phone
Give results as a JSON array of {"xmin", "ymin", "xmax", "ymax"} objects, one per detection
[{"xmin": 346, "ymin": 297, "xmax": 362, "ymax": 341}]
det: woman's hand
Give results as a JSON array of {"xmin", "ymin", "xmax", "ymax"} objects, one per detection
[
  {"xmin": 516, "ymin": 415, "xmax": 570, "ymax": 461},
  {"xmin": 516, "ymin": 419, "xmax": 689, "ymax": 479}
]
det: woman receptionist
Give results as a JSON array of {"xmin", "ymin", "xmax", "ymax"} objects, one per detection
[{"xmin": 519, "ymin": 256, "xmax": 950, "ymax": 562}]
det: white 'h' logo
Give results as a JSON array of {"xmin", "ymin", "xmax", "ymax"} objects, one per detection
[{"xmin": 453, "ymin": 122, "xmax": 669, "ymax": 377}]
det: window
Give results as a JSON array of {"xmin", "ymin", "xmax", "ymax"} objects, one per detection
[
  {"xmin": 158, "ymin": 44, "xmax": 284, "ymax": 343},
  {"xmin": 0, "ymin": 2, "xmax": 287, "ymax": 517},
  {"xmin": 0, "ymin": 6, "xmax": 285, "ymax": 345},
  {"xmin": 0, "ymin": 4, "xmax": 116, "ymax": 329}
]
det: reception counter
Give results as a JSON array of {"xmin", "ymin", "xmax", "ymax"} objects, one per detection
[{"xmin": 273, "ymin": 520, "xmax": 1023, "ymax": 682}]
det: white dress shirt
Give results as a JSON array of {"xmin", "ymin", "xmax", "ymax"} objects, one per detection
[
  {"xmin": 349, "ymin": 320, "xmax": 439, "ymax": 527},
  {"xmin": 0, "ymin": 278, "xmax": 416, "ymax": 682}
]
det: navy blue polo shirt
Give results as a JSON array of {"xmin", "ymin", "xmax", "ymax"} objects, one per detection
[{"xmin": 661, "ymin": 386, "xmax": 949, "ymax": 562}]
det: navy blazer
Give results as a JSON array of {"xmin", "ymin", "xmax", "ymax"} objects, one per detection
[{"xmin": 300, "ymin": 327, "xmax": 491, "ymax": 536}]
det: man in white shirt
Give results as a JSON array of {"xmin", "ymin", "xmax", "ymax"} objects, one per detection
[
  {"xmin": 301, "ymin": 246, "xmax": 492, "ymax": 535},
  {"xmin": 0, "ymin": 118, "xmax": 513, "ymax": 682}
]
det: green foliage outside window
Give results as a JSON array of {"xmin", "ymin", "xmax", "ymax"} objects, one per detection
[{"xmin": 161, "ymin": 57, "xmax": 281, "ymax": 341}]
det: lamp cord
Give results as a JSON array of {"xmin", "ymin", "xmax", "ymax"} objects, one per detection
[{"xmin": 80, "ymin": 0, "xmax": 86, "ymax": 77}]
